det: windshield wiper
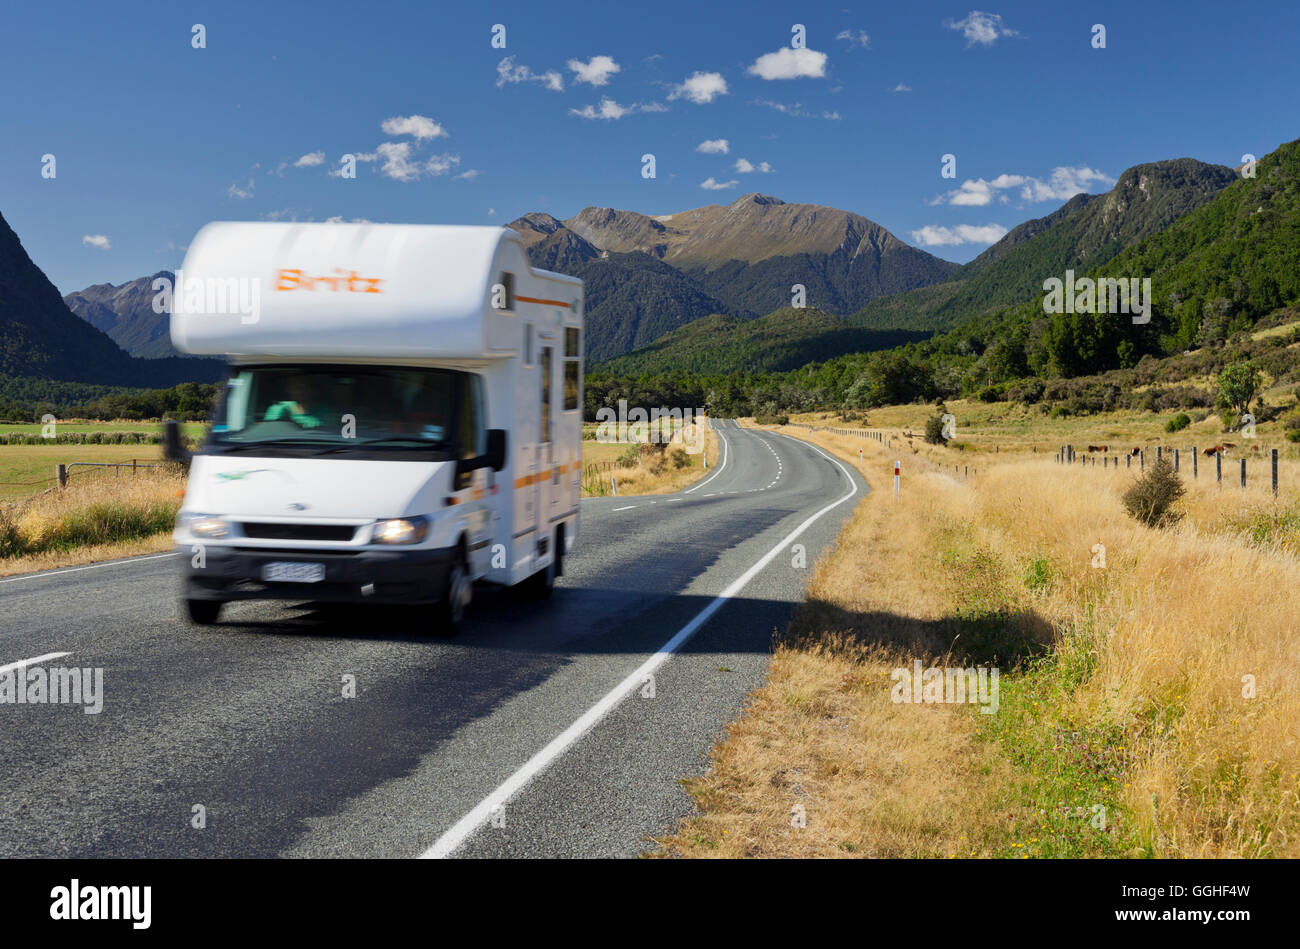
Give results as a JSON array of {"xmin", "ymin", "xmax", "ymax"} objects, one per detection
[
  {"xmin": 211, "ymin": 439, "xmax": 340, "ymax": 452},
  {"xmin": 311, "ymin": 437, "xmax": 447, "ymax": 454}
]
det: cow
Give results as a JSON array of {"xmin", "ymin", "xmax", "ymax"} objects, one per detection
[
  {"xmin": 1203, "ymin": 445, "xmax": 1225, "ymax": 456},
  {"xmin": 1130, "ymin": 448, "xmax": 1142, "ymax": 456},
  {"xmin": 1087, "ymin": 445, "xmax": 1108, "ymax": 453}
]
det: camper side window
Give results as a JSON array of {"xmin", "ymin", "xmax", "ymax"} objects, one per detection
[
  {"xmin": 497, "ymin": 272, "xmax": 515, "ymax": 311},
  {"xmin": 523, "ymin": 323, "xmax": 534, "ymax": 366},
  {"xmin": 459, "ymin": 374, "xmax": 487, "ymax": 459},
  {"xmin": 564, "ymin": 327, "xmax": 580, "ymax": 411}
]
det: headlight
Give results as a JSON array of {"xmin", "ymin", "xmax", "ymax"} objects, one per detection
[
  {"xmin": 182, "ymin": 513, "xmax": 231, "ymax": 539},
  {"xmin": 371, "ymin": 516, "xmax": 430, "ymax": 545}
]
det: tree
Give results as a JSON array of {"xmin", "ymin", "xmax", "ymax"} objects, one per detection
[{"xmin": 1215, "ymin": 361, "xmax": 1262, "ymax": 430}]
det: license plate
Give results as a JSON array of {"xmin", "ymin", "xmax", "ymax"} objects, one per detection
[{"xmin": 262, "ymin": 561, "xmax": 325, "ymax": 583}]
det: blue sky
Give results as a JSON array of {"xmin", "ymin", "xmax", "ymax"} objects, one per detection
[{"xmin": 2, "ymin": 0, "xmax": 1297, "ymax": 295}]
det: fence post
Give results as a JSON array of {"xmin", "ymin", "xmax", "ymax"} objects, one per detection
[
  {"xmin": 1240, "ymin": 458, "xmax": 1246, "ymax": 490},
  {"xmin": 1192, "ymin": 448, "xmax": 1198, "ymax": 479},
  {"xmin": 1126, "ymin": 454, "xmax": 1131, "ymax": 469},
  {"xmin": 1140, "ymin": 450, "xmax": 1145, "ymax": 471},
  {"xmin": 1157, "ymin": 446, "xmax": 1162, "ymax": 463},
  {"xmin": 1173, "ymin": 449, "xmax": 1179, "ymax": 473},
  {"xmin": 1216, "ymin": 452, "xmax": 1222, "ymax": 486},
  {"xmin": 1272, "ymin": 449, "xmax": 1279, "ymax": 497},
  {"xmin": 56, "ymin": 463, "xmax": 67, "ymax": 488}
]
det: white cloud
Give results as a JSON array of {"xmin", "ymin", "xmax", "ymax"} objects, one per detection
[
  {"xmin": 324, "ymin": 216, "xmax": 373, "ymax": 224},
  {"xmin": 700, "ymin": 177, "xmax": 740, "ymax": 191},
  {"xmin": 943, "ymin": 11, "xmax": 1021, "ymax": 47},
  {"xmin": 488, "ymin": 208, "xmax": 497, "ymax": 216},
  {"xmin": 1020, "ymin": 166, "xmax": 1114, "ymax": 201},
  {"xmin": 892, "ymin": 82, "xmax": 912, "ymax": 92},
  {"xmin": 910, "ymin": 223, "xmax": 1008, "ymax": 246},
  {"xmin": 932, "ymin": 167, "xmax": 1114, "ymax": 206},
  {"xmin": 754, "ymin": 99, "xmax": 840, "ymax": 120},
  {"xmin": 568, "ymin": 55, "xmax": 620, "ymax": 87},
  {"xmin": 734, "ymin": 158, "xmax": 774, "ymax": 173},
  {"xmin": 454, "ymin": 169, "xmax": 480, "ymax": 180},
  {"xmin": 668, "ymin": 71, "xmax": 728, "ymax": 104},
  {"xmin": 227, "ymin": 178, "xmax": 254, "ymax": 200},
  {"xmin": 836, "ymin": 29, "xmax": 871, "ymax": 49},
  {"xmin": 381, "ymin": 115, "xmax": 448, "ymax": 140},
  {"xmin": 82, "ymin": 234, "xmax": 111, "ymax": 250},
  {"xmin": 373, "ymin": 141, "xmax": 460, "ymax": 181},
  {"xmin": 569, "ymin": 97, "xmax": 666, "ymax": 120},
  {"xmin": 747, "ymin": 47, "xmax": 828, "ymax": 80},
  {"xmin": 496, "ymin": 56, "xmax": 563, "ymax": 91},
  {"xmin": 696, "ymin": 138, "xmax": 729, "ymax": 154},
  {"xmin": 293, "ymin": 151, "xmax": 326, "ymax": 167}
]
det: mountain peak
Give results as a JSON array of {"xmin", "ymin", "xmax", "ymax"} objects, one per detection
[{"xmin": 731, "ymin": 193, "xmax": 785, "ymax": 207}]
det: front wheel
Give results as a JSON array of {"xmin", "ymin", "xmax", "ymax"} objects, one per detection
[
  {"xmin": 433, "ymin": 550, "xmax": 473, "ymax": 634},
  {"xmin": 186, "ymin": 598, "xmax": 223, "ymax": 625}
]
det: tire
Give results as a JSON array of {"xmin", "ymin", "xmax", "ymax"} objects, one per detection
[
  {"xmin": 434, "ymin": 548, "xmax": 473, "ymax": 634},
  {"xmin": 523, "ymin": 529, "xmax": 562, "ymax": 599},
  {"xmin": 186, "ymin": 598, "xmax": 223, "ymax": 625}
]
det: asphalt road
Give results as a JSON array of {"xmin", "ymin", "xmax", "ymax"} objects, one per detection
[{"xmin": 0, "ymin": 420, "xmax": 865, "ymax": 858}]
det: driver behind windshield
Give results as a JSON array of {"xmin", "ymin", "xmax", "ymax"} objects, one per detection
[{"xmin": 263, "ymin": 375, "xmax": 323, "ymax": 428}]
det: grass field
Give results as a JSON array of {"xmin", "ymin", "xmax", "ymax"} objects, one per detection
[
  {"xmin": 796, "ymin": 397, "xmax": 1299, "ymax": 460},
  {"xmin": 0, "ymin": 420, "xmax": 207, "ymax": 438},
  {"xmin": 658, "ymin": 419, "xmax": 1300, "ymax": 858},
  {"xmin": 0, "ymin": 444, "xmax": 171, "ymax": 500},
  {"xmin": 580, "ymin": 417, "xmax": 719, "ymax": 497}
]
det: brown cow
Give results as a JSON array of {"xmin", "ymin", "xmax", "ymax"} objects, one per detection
[
  {"xmin": 1130, "ymin": 448, "xmax": 1142, "ymax": 456},
  {"xmin": 1203, "ymin": 445, "xmax": 1224, "ymax": 456},
  {"xmin": 1087, "ymin": 445, "xmax": 1108, "ymax": 452}
]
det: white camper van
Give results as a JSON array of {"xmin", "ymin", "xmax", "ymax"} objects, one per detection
[{"xmin": 167, "ymin": 222, "xmax": 583, "ymax": 630}]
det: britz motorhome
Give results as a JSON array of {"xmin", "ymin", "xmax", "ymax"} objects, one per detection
[{"xmin": 166, "ymin": 222, "xmax": 583, "ymax": 630}]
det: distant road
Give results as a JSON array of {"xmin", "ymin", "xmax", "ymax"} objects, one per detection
[{"xmin": 0, "ymin": 420, "xmax": 865, "ymax": 858}]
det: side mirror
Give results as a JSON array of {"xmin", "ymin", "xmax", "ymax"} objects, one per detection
[
  {"xmin": 485, "ymin": 429, "xmax": 507, "ymax": 472},
  {"xmin": 162, "ymin": 419, "xmax": 191, "ymax": 465}
]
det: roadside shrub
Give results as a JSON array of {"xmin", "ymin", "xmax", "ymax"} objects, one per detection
[
  {"xmin": 978, "ymin": 386, "xmax": 1002, "ymax": 403},
  {"xmin": 34, "ymin": 500, "xmax": 176, "ymax": 552},
  {"xmin": 753, "ymin": 414, "xmax": 789, "ymax": 426},
  {"xmin": 924, "ymin": 415, "xmax": 947, "ymax": 445},
  {"xmin": 0, "ymin": 507, "xmax": 23, "ymax": 558},
  {"xmin": 1023, "ymin": 555, "xmax": 1053, "ymax": 595},
  {"xmin": 1122, "ymin": 458, "xmax": 1185, "ymax": 528},
  {"xmin": 669, "ymin": 447, "xmax": 690, "ymax": 469},
  {"xmin": 1165, "ymin": 413, "xmax": 1191, "ymax": 433}
]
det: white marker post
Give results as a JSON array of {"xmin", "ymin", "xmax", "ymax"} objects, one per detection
[
  {"xmin": 859, "ymin": 448, "xmax": 863, "ymax": 462},
  {"xmin": 894, "ymin": 460, "xmax": 901, "ymax": 499}
]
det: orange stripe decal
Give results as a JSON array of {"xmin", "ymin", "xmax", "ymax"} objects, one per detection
[{"xmin": 515, "ymin": 295, "xmax": 571, "ymax": 307}]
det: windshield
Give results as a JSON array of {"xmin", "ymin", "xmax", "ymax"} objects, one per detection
[{"xmin": 207, "ymin": 365, "xmax": 467, "ymax": 459}]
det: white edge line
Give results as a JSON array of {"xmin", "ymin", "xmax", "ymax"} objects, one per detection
[
  {"xmin": 0, "ymin": 551, "xmax": 178, "ymax": 585},
  {"xmin": 611, "ymin": 505, "xmax": 636, "ymax": 512},
  {"xmin": 681, "ymin": 420, "xmax": 730, "ymax": 494},
  {"xmin": 420, "ymin": 430, "xmax": 861, "ymax": 859},
  {"xmin": 0, "ymin": 652, "xmax": 72, "ymax": 676}
]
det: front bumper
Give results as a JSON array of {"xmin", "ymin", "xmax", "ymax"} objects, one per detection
[{"xmin": 181, "ymin": 544, "xmax": 454, "ymax": 605}]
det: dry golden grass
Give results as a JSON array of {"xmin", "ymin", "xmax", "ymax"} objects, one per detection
[
  {"xmin": 656, "ymin": 448, "xmax": 1017, "ymax": 857},
  {"xmin": 0, "ymin": 469, "xmax": 185, "ymax": 576},
  {"xmin": 582, "ymin": 417, "xmax": 719, "ymax": 497},
  {"xmin": 661, "ymin": 420, "xmax": 1300, "ymax": 858}
]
